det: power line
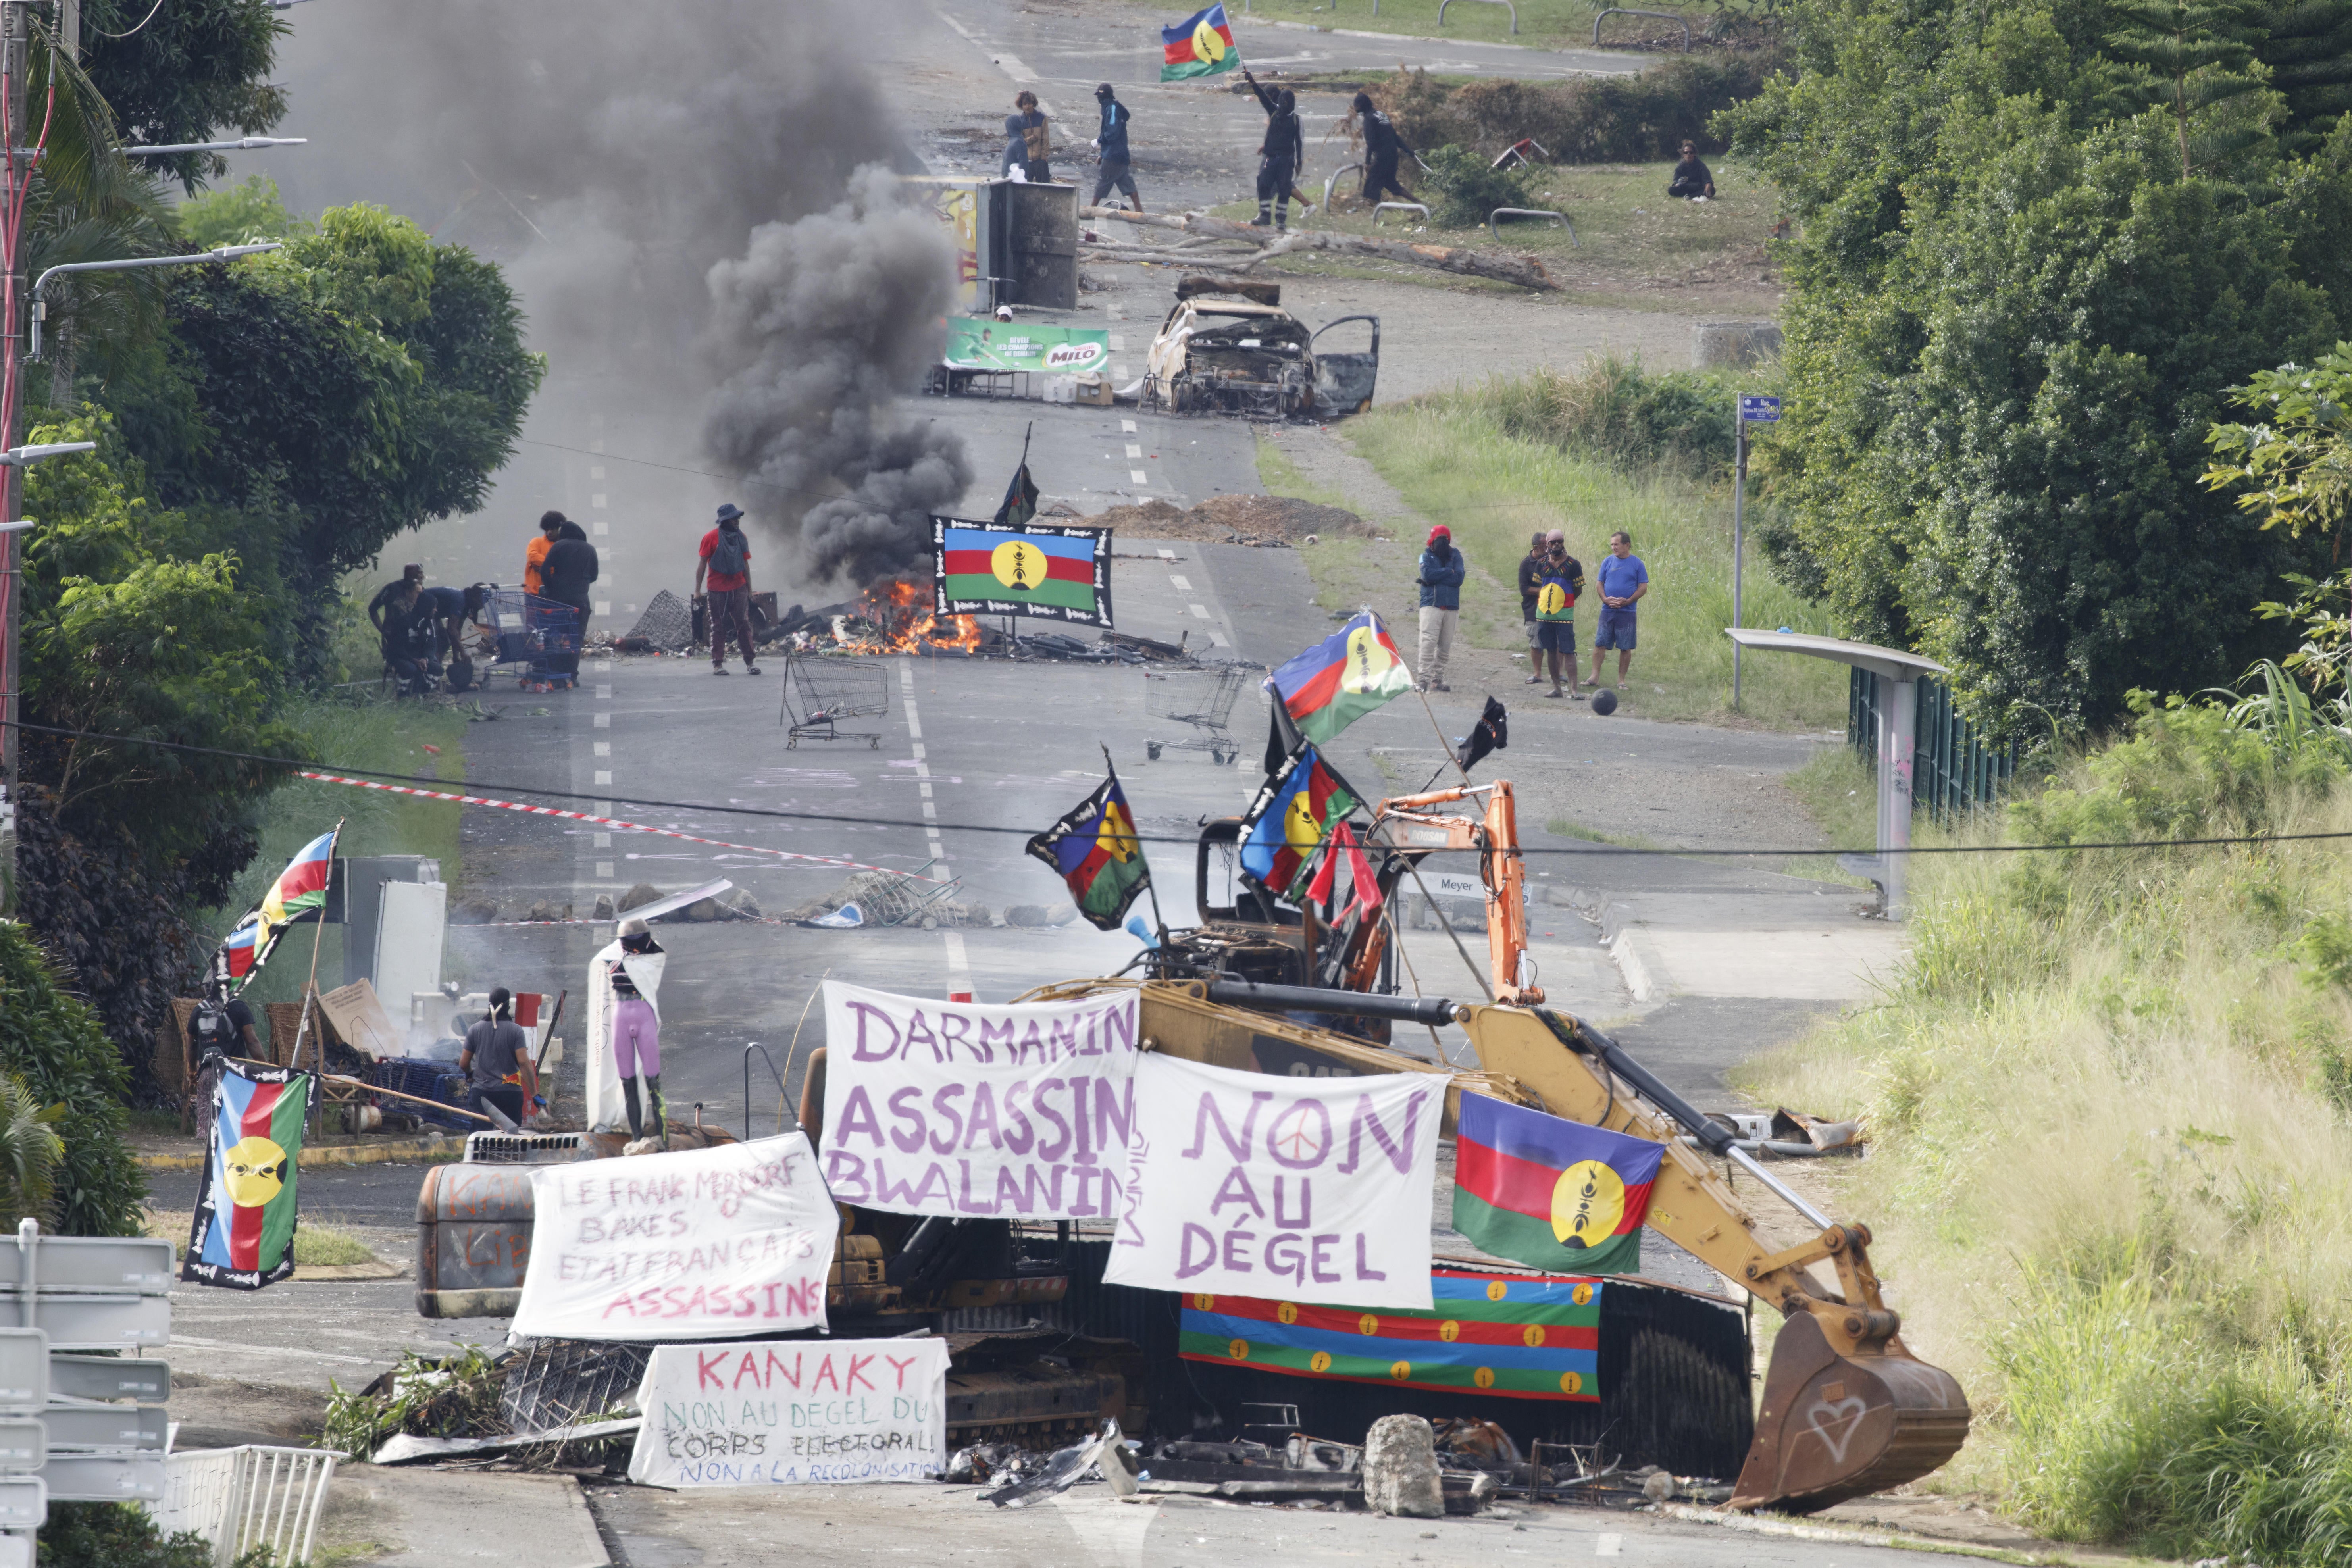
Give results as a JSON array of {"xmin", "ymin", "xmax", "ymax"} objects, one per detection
[{"xmin": 11, "ymin": 719, "xmax": 2348, "ymax": 861}]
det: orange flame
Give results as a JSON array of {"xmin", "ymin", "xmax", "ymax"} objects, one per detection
[{"xmin": 833, "ymin": 577, "xmax": 983, "ymax": 654}]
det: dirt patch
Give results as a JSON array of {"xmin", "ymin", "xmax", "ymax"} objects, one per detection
[{"xmin": 1075, "ymin": 494, "xmax": 1380, "ymax": 545}]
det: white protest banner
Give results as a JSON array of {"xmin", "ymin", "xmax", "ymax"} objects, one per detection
[
  {"xmin": 514, "ymin": 1133, "xmax": 838, "ymax": 1340},
  {"xmin": 627, "ymin": 1337, "xmax": 949, "ymax": 1487},
  {"xmin": 1105, "ymin": 1052, "xmax": 1440, "ymax": 1310},
  {"xmin": 819, "ymin": 980, "xmax": 1140, "ymax": 1220}
]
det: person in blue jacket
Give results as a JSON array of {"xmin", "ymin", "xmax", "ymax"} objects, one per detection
[
  {"xmin": 1089, "ymin": 83, "xmax": 1144, "ymax": 213},
  {"xmin": 1416, "ymin": 524, "xmax": 1465, "ymax": 693}
]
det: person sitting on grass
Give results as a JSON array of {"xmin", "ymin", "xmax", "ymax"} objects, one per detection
[{"xmin": 1668, "ymin": 141, "xmax": 1715, "ymax": 201}]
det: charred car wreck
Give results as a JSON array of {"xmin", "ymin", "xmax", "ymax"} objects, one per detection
[{"xmin": 1145, "ymin": 276, "xmax": 1378, "ymax": 419}]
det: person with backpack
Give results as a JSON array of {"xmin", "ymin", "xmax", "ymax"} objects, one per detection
[
  {"xmin": 694, "ymin": 502, "xmax": 761, "ymax": 675},
  {"xmin": 1004, "ymin": 90, "xmax": 1052, "ymax": 182}
]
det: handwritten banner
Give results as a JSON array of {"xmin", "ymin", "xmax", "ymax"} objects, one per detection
[
  {"xmin": 514, "ymin": 1134, "xmax": 839, "ymax": 1340},
  {"xmin": 1105, "ymin": 1052, "xmax": 1440, "ymax": 1311},
  {"xmin": 628, "ymin": 1337, "xmax": 948, "ymax": 1487},
  {"xmin": 819, "ymin": 981, "xmax": 1141, "ymax": 1220}
]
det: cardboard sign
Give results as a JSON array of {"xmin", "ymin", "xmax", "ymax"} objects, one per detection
[
  {"xmin": 818, "ymin": 982, "xmax": 1140, "ymax": 1220},
  {"xmin": 628, "ymin": 1337, "xmax": 949, "ymax": 1487},
  {"xmin": 1105, "ymin": 1053, "xmax": 1440, "ymax": 1310},
  {"xmin": 512, "ymin": 1134, "xmax": 838, "ymax": 1340}
]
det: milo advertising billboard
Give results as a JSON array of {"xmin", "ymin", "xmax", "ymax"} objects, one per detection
[{"xmin": 943, "ymin": 319, "xmax": 1111, "ymax": 375}]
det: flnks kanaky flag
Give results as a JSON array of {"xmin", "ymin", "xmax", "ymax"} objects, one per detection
[
  {"xmin": 1239, "ymin": 744, "xmax": 1361, "ymax": 903},
  {"xmin": 1162, "ymin": 3, "xmax": 1238, "ymax": 80},
  {"xmin": 182, "ymin": 1061, "xmax": 314, "ymax": 1290},
  {"xmin": 206, "ymin": 825, "xmax": 339, "ymax": 995},
  {"xmin": 1452, "ymin": 1093, "xmax": 1661, "ymax": 1276},
  {"xmin": 1027, "ymin": 766, "xmax": 1152, "ymax": 930},
  {"xmin": 1266, "ymin": 610, "xmax": 1413, "ymax": 745}
]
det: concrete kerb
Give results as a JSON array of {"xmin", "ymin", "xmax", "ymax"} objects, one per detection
[
  {"xmin": 1657, "ymin": 1503, "xmax": 2160, "ymax": 1567},
  {"xmin": 1560, "ymin": 883, "xmax": 1659, "ymax": 1003},
  {"xmin": 137, "ymin": 1132, "xmax": 466, "ymax": 1172}
]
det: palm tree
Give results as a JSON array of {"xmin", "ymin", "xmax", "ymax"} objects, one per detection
[{"xmin": 0, "ymin": 1074, "xmax": 66, "ymax": 1226}]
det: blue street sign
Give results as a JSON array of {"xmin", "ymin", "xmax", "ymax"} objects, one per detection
[{"xmin": 1739, "ymin": 394, "xmax": 1782, "ymax": 423}]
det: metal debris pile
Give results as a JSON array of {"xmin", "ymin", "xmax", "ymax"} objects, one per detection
[{"xmin": 323, "ymin": 1342, "xmax": 647, "ymax": 1473}]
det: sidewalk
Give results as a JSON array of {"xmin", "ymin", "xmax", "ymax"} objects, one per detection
[{"xmin": 317, "ymin": 1466, "xmax": 609, "ymax": 1567}]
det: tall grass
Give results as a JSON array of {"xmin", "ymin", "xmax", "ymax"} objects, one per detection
[
  {"xmin": 1736, "ymin": 698, "xmax": 2352, "ymax": 1561},
  {"xmin": 1344, "ymin": 366, "xmax": 1845, "ymax": 728}
]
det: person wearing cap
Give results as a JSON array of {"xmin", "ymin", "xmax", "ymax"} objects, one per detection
[
  {"xmin": 1533, "ymin": 530, "xmax": 1587, "ymax": 700},
  {"xmin": 694, "ymin": 502, "xmax": 761, "ymax": 676},
  {"xmin": 1090, "ymin": 83, "xmax": 1143, "ymax": 214},
  {"xmin": 1415, "ymin": 523, "xmax": 1465, "ymax": 693},
  {"xmin": 601, "ymin": 918, "xmax": 668, "ymax": 1140},
  {"xmin": 460, "ymin": 989, "xmax": 536, "ymax": 1129}
]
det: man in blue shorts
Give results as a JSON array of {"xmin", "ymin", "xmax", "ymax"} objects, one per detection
[
  {"xmin": 1588, "ymin": 530, "xmax": 1648, "ymax": 692},
  {"xmin": 1532, "ymin": 529, "xmax": 1585, "ymax": 700}
]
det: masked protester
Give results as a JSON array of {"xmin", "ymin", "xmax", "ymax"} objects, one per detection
[
  {"xmin": 1243, "ymin": 69, "xmax": 1306, "ymax": 231},
  {"xmin": 1090, "ymin": 83, "xmax": 1144, "ymax": 213},
  {"xmin": 1416, "ymin": 524, "xmax": 1465, "ymax": 692},
  {"xmin": 1353, "ymin": 91, "xmax": 1415, "ymax": 206},
  {"xmin": 589, "ymin": 918, "xmax": 670, "ymax": 1141}
]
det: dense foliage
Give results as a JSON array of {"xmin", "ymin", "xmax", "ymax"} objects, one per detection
[
  {"xmin": 1378, "ymin": 54, "xmax": 1783, "ymax": 163},
  {"xmin": 79, "ymin": 0, "xmax": 288, "ymax": 192},
  {"xmin": 1726, "ymin": 0, "xmax": 2352, "ymax": 729},
  {"xmin": 0, "ymin": 925, "xmax": 144, "ymax": 1237},
  {"xmin": 35, "ymin": 1501, "xmax": 212, "ymax": 1568}
]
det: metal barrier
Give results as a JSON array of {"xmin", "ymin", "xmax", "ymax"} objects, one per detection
[
  {"xmin": 1323, "ymin": 163, "xmax": 1363, "ymax": 211},
  {"xmin": 743, "ymin": 1041, "xmax": 796, "ymax": 1140},
  {"xmin": 463, "ymin": 1129, "xmax": 584, "ymax": 1164},
  {"xmin": 1849, "ymin": 666, "xmax": 2019, "ymax": 820},
  {"xmin": 1593, "ymin": 7, "xmax": 1691, "ymax": 48},
  {"xmin": 1489, "ymin": 207, "xmax": 1576, "ymax": 245},
  {"xmin": 150, "ymin": 1446, "xmax": 337, "ymax": 1568},
  {"xmin": 1372, "ymin": 201, "xmax": 1429, "ymax": 225},
  {"xmin": 1438, "ymin": 0, "xmax": 1517, "ymax": 30}
]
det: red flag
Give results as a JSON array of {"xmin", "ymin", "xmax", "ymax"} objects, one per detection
[{"xmin": 1305, "ymin": 822, "xmax": 1382, "ymax": 920}]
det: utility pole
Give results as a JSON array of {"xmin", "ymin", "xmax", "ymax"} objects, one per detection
[
  {"xmin": 1730, "ymin": 392, "xmax": 1781, "ymax": 710},
  {"xmin": 0, "ymin": 0, "xmax": 33, "ymax": 917}
]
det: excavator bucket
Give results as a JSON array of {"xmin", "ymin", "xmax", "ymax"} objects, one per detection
[{"xmin": 1730, "ymin": 1312, "xmax": 1972, "ymax": 1514}]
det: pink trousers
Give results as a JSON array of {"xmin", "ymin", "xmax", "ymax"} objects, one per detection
[{"xmin": 614, "ymin": 997, "xmax": 661, "ymax": 1076}]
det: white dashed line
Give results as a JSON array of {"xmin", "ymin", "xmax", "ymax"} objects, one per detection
[
  {"xmin": 1121, "ymin": 419, "xmax": 1138, "ymax": 433},
  {"xmin": 1169, "ymin": 575, "xmax": 1192, "ymax": 590},
  {"xmin": 593, "ymin": 741, "xmax": 611, "ymax": 757},
  {"xmin": 1157, "ymin": 549, "xmax": 1176, "ymax": 561},
  {"xmin": 594, "ymin": 600, "xmax": 611, "ymax": 615},
  {"xmin": 904, "ymin": 702, "xmax": 922, "ymax": 740},
  {"xmin": 595, "ymin": 833, "xmax": 612, "ymax": 848},
  {"xmin": 596, "ymin": 685, "xmax": 613, "ymax": 699},
  {"xmin": 1189, "ymin": 604, "xmax": 1211, "ymax": 619},
  {"xmin": 1594, "ymin": 1535, "xmax": 1623, "ymax": 1557},
  {"xmin": 593, "ymin": 713, "xmax": 610, "ymax": 728},
  {"xmin": 922, "ymin": 801, "xmax": 937, "ymax": 819},
  {"xmin": 1108, "ymin": 335, "xmax": 1126, "ymax": 351},
  {"xmin": 1130, "ymin": 469, "xmax": 1149, "ymax": 484},
  {"xmin": 943, "ymin": 929, "xmax": 969, "ymax": 978},
  {"xmin": 594, "ymin": 521, "xmax": 609, "ymax": 536},
  {"xmin": 1209, "ymin": 631, "xmax": 1230, "ymax": 647},
  {"xmin": 595, "ymin": 771, "xmax": 613, "ymax": 787},
  {"xmin": 596, "ymin": 861, "xmax": 614, "ymax": 879},
  {"xmin": 1125, "ymin": 444, "xmax": 1143, "ymax": 458},
  {"xmin": 918, "ymin": 783, "xmax": 934, "ymax": 798},
  {"xmin": 594, "ymin": 663, "xmax": 612, "ymax": 675},
  {"xmin": 592, "ymin": 493, "xmax": 608, "ymax": 509}
]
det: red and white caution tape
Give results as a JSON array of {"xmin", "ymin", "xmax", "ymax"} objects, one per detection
[{"xmin": 294, "ymin": 772, "xmax": 949, "ymax": 883}]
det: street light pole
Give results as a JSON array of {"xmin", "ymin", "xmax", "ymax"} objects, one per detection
[{"xmin": 0, "ymin": 0, "xmax": 36, "ymax": 915}]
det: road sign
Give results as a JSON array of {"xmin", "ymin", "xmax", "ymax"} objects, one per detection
[
  {"xmin": 42, "ymin": 1404, "xmax": 166, "ymax": 1453},
  {"xmin": 0, "ymin": 1478, "xmax": 40, "ymax": 1530},
  {"xmin": 0, "ymin": 1532, "xmax": 26, "ymax": 1568},
  {"xmin": 1738, "ymin": 394, "xmax": 1782, "ymax": 423},
  {"xmin": 49, "ymin": 1354, "xmax": 168, "ymax": 1404},
  {"xmin": 0, "ymin": 1336, "xmax": 38, "ymax": 1412},
  {"xmin": 0, "ymin": 1424, "xmax": 36, "ymax": 1472},
  {"xmin": 6, "ymin": 1295, "xmax": 167, "ymax": 1351},
  {"xmin": 38, "ymin": 1451, "xmax": 164, "ymax": 1501},
  {"xmin": 0, "ymin": 1234, "xmax": 172, "ymax": 1294}
]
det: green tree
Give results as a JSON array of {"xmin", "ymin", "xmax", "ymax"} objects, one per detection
[
  {"xmin": 175, "ymin": 173, "xmax": 310, "ymax": 248},
  {"xmin": 2104, "ymin": 0, "xmax": 2269, "ymax": 175},
  {"xmin": 79, "ymin": 0, "xmax": 287, "ymax": 192},
  {"xmin": 1724, "ymin": 0, "xmax": 2352, "ymax": 729},
  {"xmin": 0, "ymin": 925, "xmax": 143, "ymax": 1237}
]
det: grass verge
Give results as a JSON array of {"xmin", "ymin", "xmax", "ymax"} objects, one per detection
[
  {"xmin": 1730, "ymin": 699, "xmax": 2352, "ymax": 1562},
  {"xmin": 145, "ymin": 1212, "xmax": 381, "ymax": 1267},
  {"xmin": 1341, "ymin": 385, "xmax": 1845, "ymax": 728}
]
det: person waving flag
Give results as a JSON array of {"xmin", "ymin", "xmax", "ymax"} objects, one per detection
[{"xmin": 1162, "ymin": 3, "xmax": 1239, "ymax": 80}]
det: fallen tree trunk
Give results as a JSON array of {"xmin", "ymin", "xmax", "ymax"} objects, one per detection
[{"xmin": 1083, "ymin": 205, "xmax": 1557, "ymax": 292}]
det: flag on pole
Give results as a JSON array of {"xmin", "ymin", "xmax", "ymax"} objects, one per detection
[
  {"xmin": 1452, "ymin": 1093, "xmax": 1662, "ymax": 1276},
  {"xmin": 994, "ymin": 460, "xmax": 1040, "ymax": 528},
  {"xmin": 1026, "ymin": 766, "xmax": 1153, "ymax": 930},
  {"xmin": 181, "ymin": 1061, "xmax": 314, "ymax": 1290},
  {"xmin": 1265, "ymin": 610, "xmax": 1414, "ymax": 745},
  {"xmin": 1239, "ymin": 744, "xmax": 1361, "ymax": 902},
  {"xmin": 1304, "ymin": 820, "xmax": 1382, "ymax": 921},
  {"xmin": 1161, "ymin": 3, "xmax": 1239, "ymax": 80},
  {"xmin": 205, "ymin": 825, "xmax": 340, "ymax": 996}
]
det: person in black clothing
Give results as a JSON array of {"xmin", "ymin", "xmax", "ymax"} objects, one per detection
[
  {"xmin": 1243, "ymin": 69, "xmax": 1305, "ymax": 231},
  {"xmin": 185, "ymin": 988, "xmax": 262, "ymax": 1142},
  {"xmin": 1004, "ymin": 90, "xmax": 1051, "ymax": 182},
  {"xmin": 1668, "ymin": 141, "xmax": 1715, "ymax": 200},
  {"xmin": 540, "ymin": 534, "xmax": 599, "ymax": 677},
  {"xmin": 1090, "ymin": 83, "xmax": 1143, "ymax": 212},
  {"xmin": 1517, "ymin": 529, "xmax": 1550, "ymax": 683},
  {"xmin": 460, "ymin": 988, "xmax": 534, "ymax": 1129},
  {"xmin": 1353, "ymin": 91, "xmax": 1414, "ymax": 206},
  {"xmin": 371, "ymin": 571, "xmax": 440, "ymax": 696}
]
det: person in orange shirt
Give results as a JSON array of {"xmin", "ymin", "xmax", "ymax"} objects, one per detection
[{"xmin": 524, "ymin": 511, "xmax": 568, "ymax": 594}]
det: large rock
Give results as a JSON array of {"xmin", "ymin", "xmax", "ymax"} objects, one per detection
[
  {"xmin": 1362, "ymin": 1414, "xmax": 1444, "ymax": 1518},
  {"xmin": 617, "ymin": 883, "xmax": 664, "ymax": 914},
  {"xmin": 683, "ymin": 898, "xmax": 721, "ymax": 923},
  {"xmin": 591, "ymin": 894, "xmax": 616, "ymax": 921}
]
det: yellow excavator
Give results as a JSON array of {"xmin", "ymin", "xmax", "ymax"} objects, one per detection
[{"xmin": 1047, "ymin": 777, "xmax": 1970, "ymax": 1513}]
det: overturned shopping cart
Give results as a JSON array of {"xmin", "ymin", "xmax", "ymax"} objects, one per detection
[
  {"xmin": 1144, "ymin": 662, "xmax": 1253, "ymax": 764},
  {"xmin": 778, "ymin": 654, "xmax": 889, "ymax": 748}
]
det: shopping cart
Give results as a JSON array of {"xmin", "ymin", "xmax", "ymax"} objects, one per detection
[
  {"xmin": 473, "ymin": 587, "xmax": 582, "ymax": 690},
  {"xmin": 778, "ymin": 654, "xmax": 889, "ymax": 748},
  {"xmin": 1144, "ymin": 663, "xmax": 1253, "ymax": 764}
]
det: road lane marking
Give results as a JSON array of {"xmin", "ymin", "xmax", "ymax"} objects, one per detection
[
  {"xmin": 595, "ymin": 521, "xmax": 609, "ymax": 535},
  {"xmin": 1169, "ymin": 575, "xmax": 1192, "ymax": 590},
  {"xmin": 597, "ymin": 861, "xmax": 614, "ymax": 878},
  {"xmin": 1109, "ymin": 335, "xmax": 1126, "ymax": 351},
  {"xmin": 1121, "ymin": 419, "xmax": 1138, "ymax": 433},
  {"xmin": 592, "ymin": 493, "xmax": 607, "ymax": 509},
  {"xmin": 1209, "ymin": 631, "xmax": 1230, "ymax": 647},
  {"xmin": 905, "ymin": 701, "xmax": 923, "ymax": 740},
  {"xmin": 593, "ymin": 713, "xmax": 610, "ymax": 728},
  {"xmin": 1594, "ymin": 1534, "xmax": 1622, "ymax": 1557},
  {"xmin": 1126, "ymin": 444, "xmax": 1143, "ymax": 458},
  {"xmin": 593, "ymin": 741, "xmax": 611, "ymax": 756},
  {"xmin": 1189, "ymin": 604, "xmax": 1211, "ymax": 619},
  {"xmin": 1157, "ymin": 549, "xmax": 1176, "ymax": 561},
  {"xmin": 944, "ymin": 929, "xmax": 969, "ymax": 979},
  {"xmin": 596, "ymin": 685, "xmax": 612, "ymax": 699},
  {"xmin": 594, "ymin": 600, "xmax": 610, "ymax": 615},
  {"xmin": 595, "ymin": 770, "xmax": 612, "ymax": 786},
  {"xmin": 1131, "ymin": 469, "xmax": 1149, "ymax": 484},
  {"xmin": 595, "ymin": 833, "xmax": 612, "ymax": 847},
  {"xmin": 170, "ymin": 1335, "xmax": 378, "ymax": 1366}
]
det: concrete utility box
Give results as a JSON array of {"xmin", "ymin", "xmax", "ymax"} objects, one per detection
[
  {"xmin": 339, "ymin": 856, "xmax": 445, "ymax": 995},
  {"xmin": 900, "ymin": 176, "xmax": 1078, "ymax": 312}
]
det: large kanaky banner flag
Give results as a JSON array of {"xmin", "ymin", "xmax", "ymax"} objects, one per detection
[
  {"xmin": 819, "ymin": 982, "xmax": 1142, "ymax": 1221},
  {"xmin": 1180, "ymin": 1267, "xmax": 1607, "ymax": 1402},
  {"xmin": 1106, "ymin": 1052, "xmax": 1440, "ymax": 1310},
  {"xmin": 1452, "ymin": 1092, "xmax": 1663, "ymax": 1276},
  {"xmin": 931, "ymin": 517, "xmax": 1112, "ymax": 626},
  {"xmin": 181, "ymin": 1062, "xmax": 314, "ymax": 1290}
]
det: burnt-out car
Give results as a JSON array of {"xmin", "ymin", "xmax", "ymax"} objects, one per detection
[{"xmin": 1143, "ymin": 277, "xmax": 1378, "ymax": 419}]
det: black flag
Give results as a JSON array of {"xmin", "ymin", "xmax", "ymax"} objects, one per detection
[{"xmin": 1456, "ymin": 696, "xmax": 1509, "ymax": 772}]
